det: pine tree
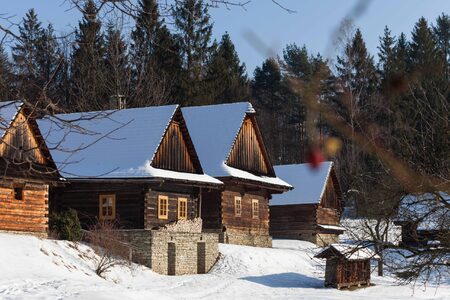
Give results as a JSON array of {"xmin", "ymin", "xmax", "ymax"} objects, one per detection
[
  {"xmin": 131, "ymin": 0, "xmax": 160, "ymax": 63},
  {"xmin": 130, "ymin": 0, "xmax": 176, "ymax": 106},
  {"xmin": 0, "ymin": 45, "xmax": 14, "ymax": 100},
  {"xmin": 70, "ymin": 0, "xmax": 107, "ymax": 111},
  {"xmin": 282, "ymin": 44, "xmax": 313, "ymax": 80},
  {"xmin": 409, "ymin": 17, "xmax": 443, "ymax": 76},
  {"xmin": 37, "ymin": 24, "xmax": 64, "ymax": 105},
  {"xmin": 433, "ymin": 13, "xmax": 450, "ymax": 78},
  {"xmin": 154, "ymin": 25, "xmax": 183, "ymax": 103},
  {"xmin": 336, "ymin": 29, "xmax": 378, "ymax": 108},
  {"xmin": 205, "ymin": 33, "xmax": 249, "ymax": 104},
  {"xmin": 335, "ymin": 28, "xmax": 378, "ymax": 135},
  {"xmin": 281, "ymin": 44, "xmax": 332, "ymax": 162},
  {"xmin": 173, "ymin": 0, "xmax": 213, "ymax": 105},
  {"xmin": 393, "ymin": 33, "xmax": 409, "ymax": 74},
  {"xmin": 104, "ymin": 23, "xmax": 130, "ymax": 109},
  {"xmin": 12, "ymin": 9, "xmax": 45, "ymax": 103},
  {"xmin": 378, "ymin": 26, "xmax": 396, "ymax": 83},
  {"xmin": 402, "ymin": 17, "xmax": 448, "ymax": 174},
  {"xmin": 252, "ymin": 58, "xmax": 285, "ymax": 163},
  {"xmin": 333, "ymin": 29, "xmax": 379, "ymax": 198},
  {"xmin": 252, "ymin": 58, "xmax": 283, "ymax": 110}
]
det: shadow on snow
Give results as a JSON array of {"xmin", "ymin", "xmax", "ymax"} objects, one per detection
[{"xmin": 241, "ymin": 272, "xmax": 323, "ymax": 288}]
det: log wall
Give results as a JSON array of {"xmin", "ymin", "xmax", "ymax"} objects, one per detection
[
  {"xmin": 0, "ymin": 179, "xmax": 48, "ymax": 234},
  {"xmin": 144, "ymin": 188, "xmax": 198, "ymax": 229},
  {"xmin": 269, "ymin": 173, "xmax": 342, "ymax": 244},
  {"xmin": 55, "ymin": 182, "xmax": 200, "ymax": 230},
  {"xmin": 220, "ymin": 187, "xmax": 269, "ymax": 235},
  {"xmin": 269, "ymin": 204, "xmax": 317, "ymax": 240},
  {"xmin": 54, "ymin": 182, "xmax": 146, "ymax": 229},
  {"xmin": 334, "ymin": 259, "xmax": 371, "ymax": 289},
  {"xmin": 316, "ymin": 207, "xmax": 340, "ymax": 225}
]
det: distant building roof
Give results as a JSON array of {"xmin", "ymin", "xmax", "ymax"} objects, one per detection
[
  {"xmin": 271, "ymin": 161, "xmax": 333, "ymax": 205},
  {"xmin": 37, "ymin": 105, "xmax": 221, "ymax": 185},
  {"xmin": 182, "ymin": 102, "xmax": 291, "ymax": 188},
  {"xmin": 396, "ymin": 192, "xmax": 450, "ymax": 231},
  {"xmin": 315, "ymin": 243, "xmax": 379, "ymax": 261}
]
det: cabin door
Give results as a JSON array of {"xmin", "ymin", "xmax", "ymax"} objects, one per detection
[{"xmin": 168, "ymin": 242, "xmax": 176, "ymax": 275}]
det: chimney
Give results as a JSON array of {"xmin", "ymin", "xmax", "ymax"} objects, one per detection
[{"xmin": 110, "ymin": 94, "xmax": 126, "ymax": 110}]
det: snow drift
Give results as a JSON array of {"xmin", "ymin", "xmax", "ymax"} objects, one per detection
[{"xmin": 0, "ymin": 233, "xmax": 448, "ymax": 300}]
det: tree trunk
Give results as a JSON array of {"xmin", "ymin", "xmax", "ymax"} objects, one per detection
[{"xmin": 378, "ymin": 253, "xmax": 384, "ymax": 276}]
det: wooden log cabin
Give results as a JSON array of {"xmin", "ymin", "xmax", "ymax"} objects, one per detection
[
  {"xmin": 270, "ymin": 162, "xmax": 344, "ymax": 246},
  {"xmin": 394, "ymin": 193, "xmax": 450, "ymax": 247},
  {"xmin": 0, "ymin": 101, "xmax": 59, "ymax": 236},
  {"xmin": 182, "ymin": 102, "xmax": 292, "ymax": 247},
  {"xmin": 315, "ymin": 244, "xmax": 378, "ymax": 289},
  {"xmin": 37, "ymin": 105, "xmax": 222, "ymax": 230}
]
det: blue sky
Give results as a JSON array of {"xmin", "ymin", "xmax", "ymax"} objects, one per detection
[{"xmin": 1, "ymin": 0, "xmax": 449, "ymax": 75}]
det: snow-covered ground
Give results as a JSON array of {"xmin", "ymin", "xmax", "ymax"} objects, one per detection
[{"xmin": 0, "ymin": 233, "xmax": 448, "ymax": 300}]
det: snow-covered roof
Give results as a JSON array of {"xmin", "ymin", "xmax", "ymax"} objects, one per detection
[
  {"xmin": 270, "ymin": 162, "xmax": 333, "ymax": 205},
  {"xmin": 396, "ymin": 192, "xmax": 450, "ymax": 231},
  {"xmin": 182, "ymin": 102, "xmax": 291, "ymax": 188},
  {"xmin": 0, "ymin": 101, "xmax": 23, "ymax": 139},
  {"xmin": 37, "ymin": 105, "xmax": 221, "ymax": 185},
  {"xmin": 316, "ymin": 243, "xmax": 379, "ymax": 260},
  {"xmin": 318, "ymin": 224, "xmax": 346, "ymax": 232}
]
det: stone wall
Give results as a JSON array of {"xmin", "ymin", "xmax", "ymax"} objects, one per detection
[
  {"xmin": 151, "ymin": 231, "xmax": 218, "ymax": 275},
  {"xmin": 117, "ymin": 230, "xmax": 153, "ymax": 267},
  {"xmin": 315, "ymin": 233, "xmax": 339, "ymax": 247},
  {"xmin": 118, "ymin": 230, "xmax": 219, "ymax": 275},
  {"xmin": 220, "ymin": 230, "xmax": 272, "ymax": 248}
]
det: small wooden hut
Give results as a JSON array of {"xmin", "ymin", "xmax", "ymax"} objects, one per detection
[
  {"xmin": 0, "ymin": 101, "xmax": 59, "ymax": 236},
  {"xmin": 394, "ymin": 193, "xmax": 450, "ymax": 247},
  {"xmin": 270, "ymin": 162, "xmax": 344, "ymax": 246},
  {"xmin": 315, "ymin": 244, "xmax": 378, "ymax": 289},
  {"xmin": 182, "ymin": 102, "xmax": 292, "ymax": 247}
]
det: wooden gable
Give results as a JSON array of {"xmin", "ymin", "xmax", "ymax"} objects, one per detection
[
  {"xmin": 151, "ymin": 109, "xmax": 202, "ymax": 174},
  {"xmin": 319, "ymin": 168, "xmax": 343, "ymax": 211},
  {"xmin": 0, "ymin": 109, "xmax": 46, "ymax": 165},
  {"xmin": 226, "ymin": 116, "xmax": 275, "ymax": 176},
  {"xmin": 0, "ymin": 105, "xmax": 58, "ymax": 181}
]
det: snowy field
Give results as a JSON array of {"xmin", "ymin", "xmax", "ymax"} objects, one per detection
[{"xmin": 0, "ymin": 233, "xmax": 449, "ymax": 300}]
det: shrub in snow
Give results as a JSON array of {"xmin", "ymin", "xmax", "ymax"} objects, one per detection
[
  {"xmin": 160, "ymin": 218, "xmax": 202, "ymax": 233},
  {"xmin": 87, "ymin": 221, "xmax": 131, "ymax": 278},
  {"xmin": 49, "ymin": 209, "xmax": 82, "ymax": 241}
]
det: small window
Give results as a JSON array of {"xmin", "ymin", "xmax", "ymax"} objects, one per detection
[
  {"xmin": 252, "ymin": 199, "xmax": 259, "ymax": 218},
  {"xmin": 158, "ymin": 195, "xmax": 169, "ymax": 219},
  {"xmin": 99, "ymin": 194, "xmax": 116, "ymax": 220},
  {"xmin": 234, "ymin": 196, "xmax": 242, "ymax": 217},
  {"xmin": 178, "ymin": 197, "xmax": 188, "ymax": 220},
  {"xmin": 14, "ymin": 187, "xmax": 24, "ymax": 200}
]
